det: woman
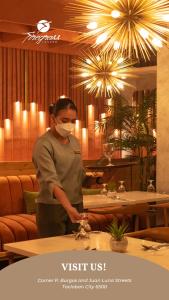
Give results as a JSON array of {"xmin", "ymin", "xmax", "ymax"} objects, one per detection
[{"xmin": 32, "ymin": 97, "xmax": 84, "ymax": 238}]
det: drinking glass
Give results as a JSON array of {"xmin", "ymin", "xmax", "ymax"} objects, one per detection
[
  {"xmin": 77, "ymin": 213, "xmax": 91, "ymax": 232},
  {"xmin": 147, "ymin": 180, "xmax": 155, "ymax": 192},
  {"xmin": 117, "ymin": 181, "xmax": 126, "ymax": 193},
  {"xmin": 100, "ymin": 183, "xmax": 108, "ymax": 195},
  {"xmin": 103, "ymin": 143, "xmax": 114, "ymax": 166}
]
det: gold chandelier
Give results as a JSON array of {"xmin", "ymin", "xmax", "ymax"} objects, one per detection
[
  {"xmin": 72, "ymin": 50, "xmax": 136, "ymax": 97},
  {"xmin": 67, "ymin": 0, "xmax": 169, "ymax": 60}
]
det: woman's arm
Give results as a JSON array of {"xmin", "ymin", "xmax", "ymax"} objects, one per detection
[{"xmin": 53, "ymin": 185, "xmax": 81, "ymax": 222}]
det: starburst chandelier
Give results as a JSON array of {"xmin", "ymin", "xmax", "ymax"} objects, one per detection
[
  {"xmin": 72, "ymin": 51, "xmax": 136, "ymax": 97},
  {"xmin": 67, "ymin": 0, "xmax": 169, "ymax": 60}
]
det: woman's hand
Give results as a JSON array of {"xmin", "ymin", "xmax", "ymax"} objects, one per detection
[
  {"xmin": 66, "ymin": 206, "xmax": 82, "ymax": 223},
  {"xmin": 53, "ymin": 185, "xmax": 82, "ymax": 222}
]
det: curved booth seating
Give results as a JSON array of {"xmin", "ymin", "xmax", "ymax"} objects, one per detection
[
  {"xmin": 0, "ymin": 214, "xmax": 37, "ymax": 249},
  {"xmin": 0, "ymin": 175, "xmax": 121, "ymax": 262},
  {"xmin": 87, "ymin": 211, "xmax": 131, "ymax": 231},
  {"xmin": 0, "ymin": 175, "xmax": 39, "ymax": 257},
  {"xmin": 126, "ymin": 227, "xmax": 169, "ymax": 243},
  {"xmin": 150, "ymin": 202, "xmax": 169, "ymax": 227},
  {"xmin": 88, "ymin": 203, "xmax": 150, "ymax": 231}
]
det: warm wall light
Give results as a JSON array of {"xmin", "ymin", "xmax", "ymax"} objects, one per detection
[
  {"xmin": 30, "ymin": 102, "xmax": 37, "ymax": 130},
  {"xmin": 88, "ymin": 104, "xmax": 94, "ymax": 121},
  {"xmin": 30, "ymin": 102, "xmax": 36, "ymax": 114},
  {"xmin": 15, "ymin": 101, "xmax": 21, "ymax": 116},
  {"xmin": 60, "ymin": 95, "xmax": 67, "ymax": 99},
  {"xmin": 22, "ymin": 110, "xmax": 28, "ymax": 125},
  {"xmin": 82, "ymin": 128, "xmax": 87, "ymax": 138},
  {"xmin": 14, "ymin": 101, "xmax": 21, "ymax": 141},
  {"xmin": 38, "ymin": 111, "xmax": 46, "ymax": 135},
  {"xmin": 4, "ymin": 119, "xmax": 11, "ymax": 139},
  {"xmin": 82, "ymin": 128, "xmax": 88, "ymax": 159},
  {"xmin": 94, "ymin": 120, "xmax": 102, "ymax": 159},
  {"xmin": 39, "ymin": 111, "xmax": 45, "ymax": 124},
  {"xmin": 4, "ymin": 119, "xmax": 11, "ymax": 131},
  {"xmin": 0, "ymin": 127, "xmax": 4, "ymax": 160},
  {"xmin": 88, "ymin": 105, "xmax": 95, "ymax": 158},
  {"xmin": 75, "ymin": 120, "xmax": 81, "ymax": 142},
  {"xmin": 30, "ymin": 102, "xmax": 38, "ymax": 145},
  {"xmin": 22, "ymin": 110, "xmax": 28, "ymax": 139},
  {"xmin": 0, "ymin": 128, "xmax": 4, "ymax": 139}
]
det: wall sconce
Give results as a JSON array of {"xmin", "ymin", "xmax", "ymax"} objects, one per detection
[
  {"xmin": 4, "ymin": 119, "xmax": 12, "ymax": 139},
  {"xmin": 15, "ymin": 101, "xmax": 21, "ymax": 116},
  {"xmin": 82, "ymin": 128, "xmax": 88, "ymax": 159},
  {"xmin": 75, "ymin": 120, "xmax": 81, "ymax": 141},
  {"xmin": 38, "ymin": 111, "xmax": 46, "ymax": 135},
  {"xmin": 30, "ymin": 102, "xmax": 36, "ymax": 114},
  {"xmin": 0, "ymin": 127, "xmax": 4, "ymax": 159}
]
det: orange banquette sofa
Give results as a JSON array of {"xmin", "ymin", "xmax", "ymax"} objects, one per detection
[
  {"xmin": 0, "ymin": 175, "xmax": 38, "ymax": 261},
  {"xmin": 0, "ymin": 175, "xmax": 116, "ymax": 261}
]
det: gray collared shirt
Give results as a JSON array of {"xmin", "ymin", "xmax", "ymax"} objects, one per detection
[{"xmin": 32, "ymin": 130, "xmax": 84, "ymax": 205}]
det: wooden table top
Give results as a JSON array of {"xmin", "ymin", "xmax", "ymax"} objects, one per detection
[
  {"xmin": 4, "ymin": 232, "xmax": 169, "ymax": 271},
  {"xmin": 83, "ymin": 191, "xmax": 169, "ymax": 209},
  {"xmin": 86, "ymin": 161, "xmax": 138, "ymax": 169}
]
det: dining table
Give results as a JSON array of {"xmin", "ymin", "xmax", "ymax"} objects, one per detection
[
  {"xmin": 83, "ymin": 191, "xmax": 169, "ymax": 209},
  {"xmin": 4, "ymin": 231, "xmax": 169, "ymax": 271}
]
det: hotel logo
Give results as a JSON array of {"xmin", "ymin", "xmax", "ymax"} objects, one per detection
[
  {"xmin": 23, "ymin": 20, "xmax": 61, "ymax": 44},
  {"xmin": 37, "ymin": 20, "xmax": 51, "ymax": 33}
]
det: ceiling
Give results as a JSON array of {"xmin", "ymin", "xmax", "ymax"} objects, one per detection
[
  {"xmin": 0, "ymin": 0, "xmax": 84, "ymax": 55},
  {"xmin": 0, "ymin": 0, "xmax": 157, "ymax": 67},
  {"xmin": 0, "ymin": 0, "xmax": 70, "ymax": 28}
]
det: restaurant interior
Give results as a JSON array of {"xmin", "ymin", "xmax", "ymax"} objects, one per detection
[{"xmin": 0, "ymin": 0, "xmax": 169, "ymax": 271}]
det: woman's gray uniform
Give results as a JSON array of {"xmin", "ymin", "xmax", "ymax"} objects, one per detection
[{"xmin": 32, "ymin": 129, "xmax": 84, "ymax": 237}]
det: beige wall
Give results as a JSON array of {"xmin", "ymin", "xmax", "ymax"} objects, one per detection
[{"xmin": 157, "ymin": 46, "xmax": 169, "ymax": 192}]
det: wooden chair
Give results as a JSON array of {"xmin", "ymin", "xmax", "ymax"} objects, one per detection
[
  {"xmin": 88, "ymin": 203, "xmax": 151, "ymax": 231},
  {"xmin": 126, "ymin": 227, "xmax": 169, "ymax": 243},
  {"xmin": 150, "ymin": 202, "xmax": 169, "ymax": 227}
]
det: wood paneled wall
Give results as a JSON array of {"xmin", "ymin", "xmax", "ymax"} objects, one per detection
[
  {"xmin": 0, "ymin": 47, "xmax": 105, "ymax": 125},
  {"xmin": 0, "ymin": 47, "xmax": 153, "ymax": 162},
  {"xmin": 0, "ymin": 47, "xmax": 105, "ymax": 161}
]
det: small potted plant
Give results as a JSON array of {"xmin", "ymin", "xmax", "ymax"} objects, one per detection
[
  {"xmin": 107, "ymin": 181, "xmax": 116, "ymax": 192},
  {"xmin": 107, "ymin": 181, "xmax": 116, "ymax": 198},
  {"xmin": 107, "ymin": 220, "xmax": 128, "ymax": 253}
]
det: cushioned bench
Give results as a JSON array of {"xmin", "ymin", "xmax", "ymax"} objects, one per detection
[
  {"xmin": 0, "ymin": 175, "xmax": 121, "ymax": 262},
  {"xmin": 0, "ymin": 175, "xmax": 39, "ymax": 254}
]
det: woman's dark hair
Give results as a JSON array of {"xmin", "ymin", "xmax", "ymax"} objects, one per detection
[{"xmin": 49, "ymin": 97, "xmax": 78, "ymax": 116}]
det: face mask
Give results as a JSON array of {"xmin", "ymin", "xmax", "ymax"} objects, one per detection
[{"xmin": 55, "ymin": 122, "xmax": 75, "ymax": 137}]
